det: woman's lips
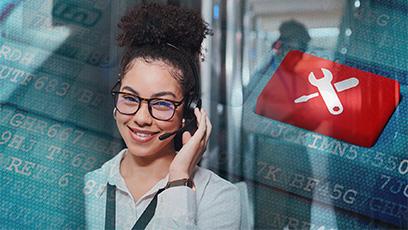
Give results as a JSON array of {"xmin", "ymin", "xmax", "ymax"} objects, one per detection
[{"xmin": 127, "ymin": 126, "xmax": 160, "ymax": 143}]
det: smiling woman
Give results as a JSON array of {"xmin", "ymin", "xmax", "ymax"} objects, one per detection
[{"xmin": 83, "ymin": 3, "xmax": 241, "ymax": 230}]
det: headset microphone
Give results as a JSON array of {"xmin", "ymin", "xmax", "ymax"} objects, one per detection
[{"xmin": 158, "ymin": 119, "xmax": 195, "ymax": 141}]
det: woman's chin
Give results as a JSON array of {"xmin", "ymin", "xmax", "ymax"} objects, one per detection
[{"xmin": 126, "ymin": 145, "xmax": 156, "ymax": 158}]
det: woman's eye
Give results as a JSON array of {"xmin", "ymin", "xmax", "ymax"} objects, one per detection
[
  {"xmin": 152, "ymin": 100, "xmax": 174, "ymax": 110},
  {"xmin": 123, "ymin": 95, "xmax": 139, "ymax": 103}
]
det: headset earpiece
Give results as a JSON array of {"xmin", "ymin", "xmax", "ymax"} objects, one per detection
[{"xmin": 185, "ymin": 95, "xmax": 202, "ymax": 117}]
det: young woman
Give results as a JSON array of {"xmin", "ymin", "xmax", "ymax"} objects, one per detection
[{"xmin": 84, "ymin": 3, "xmax": 241, "ymax": 229}]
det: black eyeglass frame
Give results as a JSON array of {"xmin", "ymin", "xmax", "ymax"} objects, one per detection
[{"xmin": 111, "ymin": 91, "xmax": 185, "ymax": 121}]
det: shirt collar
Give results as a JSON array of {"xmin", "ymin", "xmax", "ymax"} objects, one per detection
[
  {"xmin": 107, "ymin": 149, "xmax": 128, "ymax": 191},
  {"xmin": 95, "ymin": 148, "xmax": 127, "ymax": 198}
]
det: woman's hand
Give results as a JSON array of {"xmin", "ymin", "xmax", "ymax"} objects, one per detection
[{"xmin": 168, "ymin": 108, "xmax": 212, "ymax": 181}]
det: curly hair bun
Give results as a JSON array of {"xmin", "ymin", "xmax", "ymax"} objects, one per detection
[{"xmin": 117, "ymin": 3, "xmax": 212, "ymax": 55}]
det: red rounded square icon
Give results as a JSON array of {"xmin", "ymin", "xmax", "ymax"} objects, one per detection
[{"xmin": 255, "ymin": 50, "xmax": 400, "ymax": 147}]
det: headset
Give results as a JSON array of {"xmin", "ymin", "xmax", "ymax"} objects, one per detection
[{"xmin": 160, "ymin": 43, "xmax": 202, "ymax": 151}]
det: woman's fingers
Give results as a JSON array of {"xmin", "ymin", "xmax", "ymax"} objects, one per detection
[
  {"xmin": 170, "ymin": 108, "xmax": 211, "ymax": 177},
  {"xmin": 192, "ymin": 108, "xmax": 207, "ymax": 141},
  {"xmin": 185, "ymin": 108, "xmax": 210, "ymax": 149},
  {"xmin": 201, "ymin": 109, "xmax": 207, "ymax": 140},
  {"xmin": 173, "ymin": 108, "xmax": 212, "ymax": 173},
  {"xmin": 205, "ymin": 115, "xmax": 212, "ymax": 143},
  {"xmin": 182, "ymin": 131, "xmax": 192, "ymax": 145},
  {"xmin": 194, "ymin": 107, "xmax": 202, "ymax": 127},
  {"xmin": 194, "ymin": 110, "xmax": 211, "ymax": 162},
  {"xmin": 199, "ymin": 113, "xmax": 211, "ymax": 154}
]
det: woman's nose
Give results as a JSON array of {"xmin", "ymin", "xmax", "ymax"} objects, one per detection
[{"xmin": 132, "ymin": 102, "xmax": 153, "ymax": 126}]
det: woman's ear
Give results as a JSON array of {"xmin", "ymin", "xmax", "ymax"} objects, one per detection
[{"xmin": 181, "ymin": 118, "xmax": 186, "ymax": 128}]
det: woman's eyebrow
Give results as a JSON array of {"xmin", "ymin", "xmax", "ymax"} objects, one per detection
[
  {"xmin": 151, "ymin": 91, "xmax": 177, "ymax": 98},
  {"xmin": 121, "ymin": 86, "xmax": 177, "ymax": 98},
  {"xmin": 122, "ymin": 86, "xmax": 138, "ymax": 95}
]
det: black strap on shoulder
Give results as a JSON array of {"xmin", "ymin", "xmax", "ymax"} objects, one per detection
[
  {"xmin": 105, "ymin": 184, "xmax": 165, "ymax": 230},
  {"xmin": 105, "ymin": 184, "xmax": 116, "ymax": 230},
  {"xmin": 132, "ymin": 187, "xmax": 165, "ymax": 230}
]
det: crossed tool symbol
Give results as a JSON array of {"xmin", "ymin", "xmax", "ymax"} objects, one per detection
[{"xmin": 294, "ymin": 68, "xmax": 359, "ymax": 115}]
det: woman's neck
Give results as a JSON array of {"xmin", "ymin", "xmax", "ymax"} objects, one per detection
[{"xmin": 120, "ymin": 147, "xmax": 176, "ymax": 181}]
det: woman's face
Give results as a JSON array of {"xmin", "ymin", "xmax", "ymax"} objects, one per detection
[{"xmin": 115, "ymin": 59, "xmax": 184, "ymax": 158}]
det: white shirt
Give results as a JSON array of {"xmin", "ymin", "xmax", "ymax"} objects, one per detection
[{"xmin": 83, "ymin": 149, "xmax": 241, "ymax": 229}]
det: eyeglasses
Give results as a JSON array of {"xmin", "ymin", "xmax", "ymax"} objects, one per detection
[{"xmin": 111, "ymin": 91, "xmax": 184, "ymax": 121}]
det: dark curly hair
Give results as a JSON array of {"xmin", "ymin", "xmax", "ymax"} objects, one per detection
[{"xmin": 116, "ymin": 3, "xmax": 212, "ymax": 97}]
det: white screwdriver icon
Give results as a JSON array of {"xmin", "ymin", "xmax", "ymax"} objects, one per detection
[{"xmin": 294, "ymin": 68, "xmax": 359, "ymax": 115}]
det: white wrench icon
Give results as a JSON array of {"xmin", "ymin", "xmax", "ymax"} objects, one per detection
[{"xmin": 308, "ymin": 68, "xmax": 343, "ymax": 115}]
